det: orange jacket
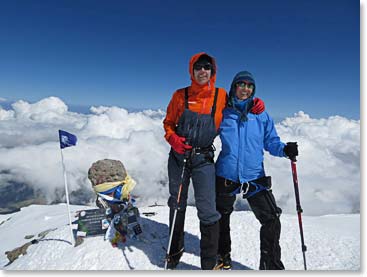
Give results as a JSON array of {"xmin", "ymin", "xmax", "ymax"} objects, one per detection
[{"xmin": 163, "ymin": 52, "xmax": 227, "ymax": 142}]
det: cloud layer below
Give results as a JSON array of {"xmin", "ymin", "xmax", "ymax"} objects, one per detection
[{"xmin": 0, "ymin": 97, "xmax": 360, "ymax": 215}]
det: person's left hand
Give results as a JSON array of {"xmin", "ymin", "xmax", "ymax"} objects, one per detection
[
  {"xmin": 251, "ymin": 98, "xmax": 265, "ymax": 114},
  {"xmin": 284, "ymin": 142, "xmax": 299, "ymax": 161}
]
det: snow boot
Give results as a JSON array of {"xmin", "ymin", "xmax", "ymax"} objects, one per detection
[
  {"xmin": 248, "ymin": 190, "xmax": 285, "ymax": 270},
  {"xmin": 167, "ymin": 208, "xmax": 186, "ymax": 269},
  {"xmin": 218, "ymin": 210, "xmax": 232, "ymax": 255},
  {"xmin": 259, "ymin": 250, "xmax": 285, "ymax": 270},
  {"xmin": 200, "ymin": 221, "xmax": 219, "ymax": 270},
  {"xmin": 215, "ymin": 253, "xmax": 232, "ymax": 270},
  {"xmin": 216, "ymin": 192, "xmax": 236, "ymax": 256},
  {"xmin": 166, "ymin": 247, "xmax": 184, "ymax": 270}
]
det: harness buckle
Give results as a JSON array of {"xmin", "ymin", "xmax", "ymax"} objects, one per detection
[{"xmin": 241, "ymin": 182, "xmax": 250, "ymax": 194}]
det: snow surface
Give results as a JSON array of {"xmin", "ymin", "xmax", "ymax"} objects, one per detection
[{"xmin": 0, "ymin": 204, "xmax": 360, "ymax": 271}]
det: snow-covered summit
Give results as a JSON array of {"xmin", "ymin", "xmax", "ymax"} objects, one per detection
[{"xmin": 0, "ymin": 204, "xmax": 360, "ymax": 270}]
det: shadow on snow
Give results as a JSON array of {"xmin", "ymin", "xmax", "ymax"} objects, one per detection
[{"xmin": 114, "ymin": 216, "xmax": 251, "ymax": 270}]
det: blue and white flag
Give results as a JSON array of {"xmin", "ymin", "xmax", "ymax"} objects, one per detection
[{"xmin": 58, "ymin": 130, "xmax": 77, "ymax": 149}]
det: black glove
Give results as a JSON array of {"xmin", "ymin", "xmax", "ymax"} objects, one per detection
[{"xmin": 284, "ymin": 142, "xmax": 298, "ymax": 161}]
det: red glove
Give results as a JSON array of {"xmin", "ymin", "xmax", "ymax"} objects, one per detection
[
  {"xmin": 168, "ymin": 133, "xmax": 192, "ymax": 154},
  {"xmin": 251, "ymin": 97, "xmax": 265, "ymax": 114}
]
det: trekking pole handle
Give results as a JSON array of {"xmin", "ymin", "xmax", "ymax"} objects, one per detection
[{"xmin": 184, "ymin": 139, "xmax": 192, "ymax": 160}]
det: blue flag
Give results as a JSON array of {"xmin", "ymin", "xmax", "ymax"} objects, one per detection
[{"xmin": 59, "ymin": 130, "xmax": 77, "ymax": 149}]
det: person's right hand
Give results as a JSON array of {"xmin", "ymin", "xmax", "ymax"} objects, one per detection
[
  {"xmin": 251, "ymin": 97, "xmax": 265, "ymax": 114},
  {"xmin": 168, "ymin": 133, "xmax": 192, "ymax": 154}
]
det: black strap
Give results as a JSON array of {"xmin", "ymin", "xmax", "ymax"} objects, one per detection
[
  {"xmin": 184, "ymin": 87, "xmax": 219, "ymax": 119},
  {"xmin": 211, "ymin": 88, "xmax": 219, "ymax": 118},
  {"xmin": 184, "ymin": 87, "xmax": 189, "ymax": 109}
]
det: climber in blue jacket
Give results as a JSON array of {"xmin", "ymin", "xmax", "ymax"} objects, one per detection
[{"xmin": 215, "ymin": 71, "xmax": 298, "ymax": 270}]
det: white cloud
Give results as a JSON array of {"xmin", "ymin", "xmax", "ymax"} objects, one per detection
[
  {"xmin": 0, "ymin": 97, "xmax": 170, "ymax": 208},
  {"xmin": 0, "ymin": 98, "xmax": 360, "ymax": 215},
  {"xmin": 265, "ymin": 111, "xmax": 360, "ymax": 215}
]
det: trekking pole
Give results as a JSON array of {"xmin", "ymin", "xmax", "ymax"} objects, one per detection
[
  {"xmin": 164, "ymin": 144, "xmax": 191, "ymax": 270},
  {"xmin": 290, "ymin": 156, "xmax": 307, "ymax": 270}
]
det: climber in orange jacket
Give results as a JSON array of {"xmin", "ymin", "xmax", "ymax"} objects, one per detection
[{"xmin": 163, "ymin": 52, "xmax": 265, "ymax": 270}]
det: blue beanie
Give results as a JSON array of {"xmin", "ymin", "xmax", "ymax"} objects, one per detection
[
  {"xmin": 228, "ymin": 71, "xmax": 256, "ymax": 105},
  {"xmin": 233, "ymin": 71, "xmax": 255, "ymax": 84}
]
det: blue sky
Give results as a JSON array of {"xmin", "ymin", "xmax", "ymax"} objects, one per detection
[{"xmin": 0, "ymin": 0, "xmax": 360, "ymax": 119}]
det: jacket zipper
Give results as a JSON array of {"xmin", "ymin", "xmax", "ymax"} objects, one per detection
[{"xmin": 237, "ymin": 112, "xmax": 241, "ymax": 183}]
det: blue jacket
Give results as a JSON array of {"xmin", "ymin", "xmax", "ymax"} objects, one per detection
[{"xmin": 216, "ymin": 108, "xmax": 286, "ymax": 183}]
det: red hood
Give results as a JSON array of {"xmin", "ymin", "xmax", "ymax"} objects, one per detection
[{"xmin": 188, "ymin": 52, "xmax": 217, "ymax": 96}]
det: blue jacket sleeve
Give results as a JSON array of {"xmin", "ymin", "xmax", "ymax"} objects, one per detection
[{"xmin": 262, "ymin": 112, "xmax": 286, "ymax": 157}]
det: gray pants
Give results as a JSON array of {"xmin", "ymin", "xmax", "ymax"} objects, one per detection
[{"xmin": 167, "ymin": 150, "xmax": 220, "ymax": 225}]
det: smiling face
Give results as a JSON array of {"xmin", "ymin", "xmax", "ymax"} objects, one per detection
[
  {"xmin": 193, "ymin": 63, "xmax": 212, "ymax": 85},
  {"xmin": 235, "ymin": 81, "xmax": 254, "ymax": 100}
]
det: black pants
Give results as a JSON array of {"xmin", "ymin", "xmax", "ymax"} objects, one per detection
[{"xmin": 216, "ymin": 179, "xmax": 285, "ymax": 270}]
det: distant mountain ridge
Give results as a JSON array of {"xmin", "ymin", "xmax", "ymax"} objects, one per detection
[{"xmin": 0, "ymin": 182, "xmax": 95, "ymax": 215}]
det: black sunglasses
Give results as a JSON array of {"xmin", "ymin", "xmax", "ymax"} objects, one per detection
[
  {"xmin": 193, "ymin": 63, "xmax": 212, "ymax": 71},
  {"xmin": 236, "ymin": 81, "xmax": 255, "ymax": 90}
]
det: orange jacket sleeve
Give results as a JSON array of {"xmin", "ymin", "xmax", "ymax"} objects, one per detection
[
  {"xmin": 163, "ymin": 89, "xmax": 185, "ymax": 142},
  {"xmin": 213, "ymin": 88, "xmax": 228, "ymax": 131}
]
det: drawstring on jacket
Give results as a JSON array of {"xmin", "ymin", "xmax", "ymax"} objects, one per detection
[{"xmin": 232, "ymin": 97, "xmax": 253, "ymax": 122}]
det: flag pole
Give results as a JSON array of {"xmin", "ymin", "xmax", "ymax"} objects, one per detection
[{"xmin": 60, "ymin": 148, "xmax": 75, "ymax": 246}]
